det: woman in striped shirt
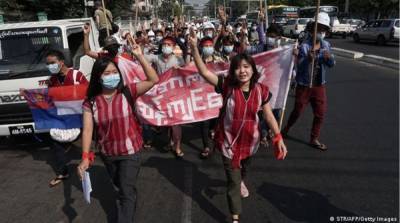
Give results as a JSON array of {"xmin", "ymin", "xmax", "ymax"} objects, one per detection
[
  {"xmin": 77, "ymin": 41, "xmax": 158, "ymax": 223},
  {"xmin": 189, "ymin": 29, "xmax": 288, "ymax": 223}
]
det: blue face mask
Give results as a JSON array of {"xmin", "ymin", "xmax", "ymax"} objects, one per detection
[
  {"xmin": 317, "ymin": 32, "xmax": 326, "ymax": 41},
  {"xmin": 101, "ymin": 73, "xmax": 120, "ymax": 89},
  {"xmin": 202, "ymin": 46, "xmax": 214, "ymax": 57},
  {"xmin": 47, "ymin": 63, "xmax": 61, "ymax": 74},
  {"xmin": 223, "ymin": 45, "xmax": 234, "ymax": 54},
  {"xmin": 162, "ymin": 46, "xmax": 173, "ymax": 55}
]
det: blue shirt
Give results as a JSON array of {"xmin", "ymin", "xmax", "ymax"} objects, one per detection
[{"xmin": 296, "ymin": 38, "xmax": 335, "ymax": 86}]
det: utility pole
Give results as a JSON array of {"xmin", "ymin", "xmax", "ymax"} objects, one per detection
[{"xmin": 345, "ymin": 0, "xmax": 350, "ymax": 14}]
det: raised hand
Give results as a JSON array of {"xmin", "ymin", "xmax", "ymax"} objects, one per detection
[
  {"xmin": 83, "ymin": 23, "xmax": 91, "ymax": 35},
  {"xmin": 218, "ymin": 5, "xmax": 227, "ymax": 23},
  {"xmin": 188, "ymin": 27, "xmax": 198, "ymax": 49},
  {"xmin": 128, "ymin": 36, "xmax": 143, "ymax": 57}
]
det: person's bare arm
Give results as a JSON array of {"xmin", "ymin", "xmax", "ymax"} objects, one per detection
[
  {"xmin": 128, "ymin": 37, "xmax": 159, "ymax": 96},
  {"xmin": 188, "ymin": 28, "xmax": 218, "ymax": 86},
  {"xmin": 83, "ymin": 24, "xmax": 100, "ymax": 59}
]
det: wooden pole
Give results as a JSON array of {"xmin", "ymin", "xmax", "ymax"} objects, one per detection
[
  {"xmin": 309, "ymin": 0, "xmax": 320, "ymax": 88},
  {"xmin": 101, "ymin": 0, "xmax": 110, "ymax": 37},
  {"xmin": 135, "ymin": 0, "xmax": 139, "ymax": 33}
]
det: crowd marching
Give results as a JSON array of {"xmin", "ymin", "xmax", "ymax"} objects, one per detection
[{"xmin": 40, "ymin": 2, "xmax": 335, "ymax": 223}]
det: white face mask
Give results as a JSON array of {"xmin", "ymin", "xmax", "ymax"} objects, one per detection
[
  {"xmin": 47, "ymin": 63, "xmax": 61, "ymax": 74},
  {"xmin": 155, "ymin": 36, "xmax": 163, "ymax": 42},
  {"xmin": 267, "ymin": 37, "xmax": 281, "ymax": 48}
]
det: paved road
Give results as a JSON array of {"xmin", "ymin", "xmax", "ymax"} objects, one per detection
[
  {"xmin": 0, "ymin": 57, "xmax": 398, "ymax": 223},
  {"xmin": 328, "ymin": 36, "xmax": 399, "ymax": 60}
]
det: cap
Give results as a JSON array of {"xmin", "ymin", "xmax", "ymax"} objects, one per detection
[{"xmin": 203, "ymin": 22, "xmax": 215, "ymax": 30}]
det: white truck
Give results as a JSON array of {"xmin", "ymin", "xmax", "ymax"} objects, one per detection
[
  {"xmin": 0, "ymin": 18, "xmax": 100, "ymax": 137},
  {"xmin": 328, "ymin": 16, "xmax": 352, "ymax": 38}
]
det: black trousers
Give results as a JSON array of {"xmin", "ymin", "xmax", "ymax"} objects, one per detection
[
  {"xmin": 101, "ymin": 153, "xmax": 141, "ymax": 223},
  {"xmin": 222, "ymin": 155, "xmax": 252, "ymax": 215},
  {"xmin": 50, "ymin": 140, "xmax": 70, "ymax": 176}
]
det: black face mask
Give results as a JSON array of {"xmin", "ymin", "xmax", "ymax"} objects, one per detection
[{"xmin": 104, "ymin": 44, "xmax": 119, "ymax": 58}]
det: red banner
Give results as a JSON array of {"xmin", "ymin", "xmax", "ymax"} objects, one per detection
[{"xmin": 119, "ymin": 45, "xmax": 295, "ymax": 126}]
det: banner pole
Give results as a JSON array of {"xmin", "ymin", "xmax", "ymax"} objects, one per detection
[
  {"xmin": 309, "ymin": 0, "xmax": 320, "ymax": 88},
  {"xmin": 101, "ymin": 0, "xmax": 110, "ymax": 37},
  {"xmin": 135, "ymin": 0, "xmax": 139, "ymax": 32},
  {"xmin": 279, "ymin": 41, "xmax": 298, "ymax": 130}
]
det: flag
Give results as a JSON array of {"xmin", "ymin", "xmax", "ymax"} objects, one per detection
[{"xmin": 22, "ymin": 84, "xmax": 88, "ymax": 130}]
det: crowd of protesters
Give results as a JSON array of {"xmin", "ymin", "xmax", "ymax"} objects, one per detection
[{"xmin": 40, "ymin": 3, "xmax": 335, "ymax": 223}]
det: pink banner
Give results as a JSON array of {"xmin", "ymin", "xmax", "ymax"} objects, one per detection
[{"xmin": 120, "ymin": 45, "xmax": 295, "ymax": 126}]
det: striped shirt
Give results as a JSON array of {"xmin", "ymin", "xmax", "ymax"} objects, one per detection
[
  {"xmin": 214, "ymin": 76, "xmax": 271, "ymax": 169},
  {"xmin": 82, "ymin": 83, "xmax": 143, "ymax": 156},
  {"xmin": 48, "ymin": 68, "xmax": 88, "ymax": 87}
]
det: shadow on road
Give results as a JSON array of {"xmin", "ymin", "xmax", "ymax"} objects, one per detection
[
  {"xmin": 143, "ymin": 156, "xmax": 228, "ymax": 223},
  {"xmin": 258, "ymin": 182, "xmax": 358, "ymax": 223}
]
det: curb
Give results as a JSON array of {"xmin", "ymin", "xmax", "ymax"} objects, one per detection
[
  {"xmin": 360, "ymin": 54, "xmax": 399, "ymax": 69},
  {"xmin": 332, "ymin": 47, "xmax": 364, "ymax": 59},
  {"xmin": 332, "ymin": 47, "xmax": 399, "ymax": 69}
]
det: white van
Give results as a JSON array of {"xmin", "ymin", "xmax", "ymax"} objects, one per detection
[{"xmin": 0, "ymin": 18, "xmax": 100, "ymax": 136}]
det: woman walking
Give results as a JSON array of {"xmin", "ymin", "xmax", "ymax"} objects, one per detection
[
  {"xmin": 189, "ymin": 29, "xmax": 288, "ymax": 223},
  {"xmin": 77, "ymin": 40, "xmax": 158, "ymax": 223}
]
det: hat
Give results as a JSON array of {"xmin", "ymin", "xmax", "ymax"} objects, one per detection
[
  {"xmin": 104, "ymin": 36, "xmax": 120, "ymax": 47},
  {"xmin": 203, "ymin": 22, "xmax": 215, "ymax": 30},
  {"xmin": 317, "ymin": 12, "xmax": 331, "ymax": 28}
]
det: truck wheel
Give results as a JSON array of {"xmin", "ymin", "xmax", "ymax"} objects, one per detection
[
  {"xmin": 353, "ymin": 34, "xmax": 360, "ymax": 43},
  {"xmin": 377, "ymin": 35, "xmax": 386, "ymax": 46}
]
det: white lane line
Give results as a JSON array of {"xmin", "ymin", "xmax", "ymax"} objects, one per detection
[{"xmin": 181, "ymin": 164, "xmax": 193, "ymax": 223}]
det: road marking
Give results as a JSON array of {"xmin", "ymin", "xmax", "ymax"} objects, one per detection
[{"xmin": 181, "ymin": 164, "xmax": 193, "ymax": 223}]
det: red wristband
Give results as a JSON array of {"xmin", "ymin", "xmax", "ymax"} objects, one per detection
[
  {"xmin": 82, "ymin": 151, "xmax": 95, "ymax": 164},
  {"xmin": 272, "ymin": 133, "xmax": 283, "ymax": 147}
]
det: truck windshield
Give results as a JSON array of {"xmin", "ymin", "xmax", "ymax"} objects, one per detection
[{"xmin": 0, "ymin": 27, "xmax": 64, "ymax": 80}]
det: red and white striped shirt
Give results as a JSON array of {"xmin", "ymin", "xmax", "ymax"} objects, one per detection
[
  {"xmin": 48, "ymin": 68, "xmax": 88, "ymax": 87},
  {"xmin": 83, "ymin": 83, "xmax": 143, "ymax": 156},
  {"xmin": 215, "ymin": 76, "xmax": 271, "ymax": 169}
]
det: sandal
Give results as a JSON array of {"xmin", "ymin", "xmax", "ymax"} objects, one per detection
[
  {"xmin": 310, "ymin": 141, "xmax": 328, "ymax": 151},
  {"xmin": 49, "ymin": 174, "xmax": 69, "ymax": 188},
  {"xmin": 232, "ymin": 217, "xmax": 240, "ymax": 223},
  {"xmin": 174, "ymin": 150, "xmax": 184, "ymax": 159},
  {"xmin": 143, "ymin": 141, "xmax": 152, "ymax": 149},
  {"xmin": 200, "ymin": 148, "xmax": 212, "ymax": 159}
]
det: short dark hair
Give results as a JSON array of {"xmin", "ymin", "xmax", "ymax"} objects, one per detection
[
  {"xmin": 222, "ymin": 35, "xmax": 234, "ymax": 45},
  {"xmin": 227, "ymin": 53, "xmax": 260, "ymax": 89},
  {"xmin": 266, "ymin": 24, "xmax": 281, "ymax": 35},
  {"xmin": 87, "ymin": 57, "xmax": 124, "ymax": 100},
  {"xmin": 46, "ymin": 49, "xmax": 65, "ymax": 61}
]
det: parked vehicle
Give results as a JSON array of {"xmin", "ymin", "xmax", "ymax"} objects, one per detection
[
  {"xmin": 0, "ymin": 18, "xmax": 100, "ymax": 136},
  {"xmin": 282, "ymin": 18, "xmax": 312, "ymax": 38},
  {"xmin": 353, "ymin": 19, "xmax": 400, "ymax": 45},
  {"xmin": 341, "ymin": 19, "xmax": 366, "ymax": 33},
  {"xmin": 328, "ymin": 16, "xmax": 352, "ymax": 38}
]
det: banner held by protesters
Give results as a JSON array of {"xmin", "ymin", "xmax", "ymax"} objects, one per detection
[{"xmin": 135, "ymin": 44, "xmax": 295, "ymax": 126}]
